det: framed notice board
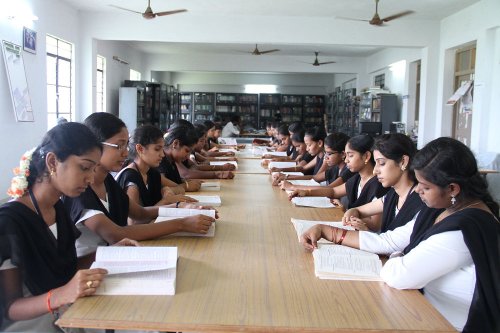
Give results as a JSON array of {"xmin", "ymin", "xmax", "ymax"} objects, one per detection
[{"xmin": 1, "ymin": 40, "xmax": 34, "ymax": 122}]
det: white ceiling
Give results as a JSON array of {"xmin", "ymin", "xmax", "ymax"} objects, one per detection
[{"xmin": 59, "ymin": 0, "xmax": 479, "ymax": 64}]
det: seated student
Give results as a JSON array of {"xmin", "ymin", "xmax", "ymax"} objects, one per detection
[
  {"xmin": 270, "ymin": 126, "xmax": 327, "ymax": 178},
  {"xmin": 174, "ymin": 125, "xmax": 235, "ymax": 180},
  {"xmin": 221, "ymin": 115, "xmax": 241, "ymax": 138},
  {"xmin": 274, "ymin": 124, "xmax": 291, "ymax": 153},
  {"xmin": 203, "ymin": 120, "xmax": 235, "ymax": 157},
  {"xmin": 278, "ymin": 132, "xmax": 354, "ymax": 188},
  {"xmin": 0, "ymin": 123, "xmax": 136, "ymax": 332},
  {"xmin": 289, "ymin": 134, "xmax": 388, "ymax": 224},
  {"xmin": 115, "ymin": 125, "xmax": 197, "ymax": 211},
  {"xmin": 192, "ymin": 124, "xmax": 237, "ymax": 163},
  {"xmin": 63, "ymin": 113, "xmax": 215, "ymax": 259},
  {"xmin": 341, "ymin": 133, "xmax": 424, "ymax": 232},
  {"xmin": 300, "ymin": 137, "xmax": 500, "ymax": 333},
  {"xmin": 267, "ymin": 129, "xmax": 313, "ymax": 174}
]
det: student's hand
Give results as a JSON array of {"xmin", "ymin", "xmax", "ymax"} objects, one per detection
[
  {"xmin": 185, "ymin": 180, "xmax": 203, "ymax": 192},
  {"xmin": 288, "ymin": 189, "xmax": 308, "ymax": 200},
  {"xmin": 222, "ymin": 163, "xmax": 236, "ymax": 171},
  {"xmin": 279, "ymin": 180, "xmax": 293, "ymax": 191},
  {"xmin": 161, "ymin": 186, "xmax": 175, "ymax": 197},
  {"xmin": 271, "ymin": 173, "xmax": 285, "ymax": 186},
  {"xmin": 261, "ymin": 159, "xmax": 270, "ymax": 168},
  {"xmin": 113, "ymin": 238, "xmax": 140, "ymax": 247},
  {"xmin": 331, "ymin": 199, "xmax": 345, "ymax": 211},
  {"xmin": 344, "ymin": 217, "xmax": 368, "ymax": 231},
  {"xmin": 56, "ymin": 268, "xmax": 108, "ymax": 304},
  {"xmin": 269, "ymin": 167, "xmax": 282, "ymax": 173},
  {"xmin": 300, "ymin": 225, "xmax": 323, "ymax": 251},
  {"xmin": 342, "ymin": 208, "xmax": 360, "ymax": 225},
  {"xmin": 215, "ymin": 171, "xmax": 234, "ymax": 179},
  {"xmin": 184, "ymin": 205, "xmax": 219, "ymax": 219},
  {"xmin": 166, "ymin": 194, "xmax": 198, "ymax": 204},
  {"xmin": 181, "ymin": 214, "xmax": 215, "ymax": 234}
]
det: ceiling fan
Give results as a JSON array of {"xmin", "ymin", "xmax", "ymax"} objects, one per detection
[
  {"xmin": 249, "ymin": 44, "xmax": 280, "ymax": 55},
  {"xmin": 309, "ymin": 52, "xmax": 336, "ymax": 66},
  {"xmin": 337, "ymin": 0, "xmax": 414, "ymax": 26},
  {"xmin": 109, "ymin": 0, "xmax": 187, "ymax": 19}
]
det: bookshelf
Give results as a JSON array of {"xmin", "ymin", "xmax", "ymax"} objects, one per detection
[
  {"xmin": 259, "ymin": 93, "xmax": 280, "ymax": 129},
  {"xmin": 280, "ymin": 94, "xmax": 303, "ymax": 123},
  {"xmin": 303, "ymin": 95, "xmax": 325, "ymax": 127},
  {"xmin": 215, "ymin": 93, "xmax": 258, "ymax": 129},
  {"xmin": 180, "ymin": 92, "xmax": 193, "ymax": 122},
  {"xmin": 193, "ymin": 92, "xmax": 215, "ymax": 123}
]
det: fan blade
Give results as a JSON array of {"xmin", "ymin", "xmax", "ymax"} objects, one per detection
[
  {"xmin": 258, "ymin": 49, "xmax": 280, "ymax": 54},
  {"xmin": 382, "ymin": 10, "xmax": 414, "ymax": 22},
  {"xmin": 318, "ymin": 61, "xmax": 336, "ymax": 65},
  {"xmin": 109, "ymin": 4, "xmax": 142, "ymax": 14},
  {"xmin": 335, "ymin": 16, "xmax": 370, "ymax": 22},
  {"xmin": 156, "ymin": 9, "xmax": 188, "ymax": 16}
]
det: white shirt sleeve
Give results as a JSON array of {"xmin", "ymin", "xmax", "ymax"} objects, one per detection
[
  {"xmin": 222, "ymin": 122, "xmax": 240, "ymax": 137},
  {"xmin": 359, "ymin": 217, "xmax": 416, "ymax": 255},
  {"xmin": 380, "ymin": 230, "xmax": 473, "ymax": 290}
]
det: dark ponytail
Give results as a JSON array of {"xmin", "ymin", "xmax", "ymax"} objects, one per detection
[
  {"xmin": 347, "ymin": 134, "xmax": 375, "ymax": 165},
  {"xmin": 164, "ymin": 126, "xmax": 198, "ymax": 148},
  {"xmin": 411, "ymin": 137, "xmax": 499, "ymax": 218},
  {"xmin": 128, "ymin": 125, "xmax": 164, "ymax": 160},
  {"xmin": 373, "ymin": 133, "xmax": 417, "ymax": 182}
]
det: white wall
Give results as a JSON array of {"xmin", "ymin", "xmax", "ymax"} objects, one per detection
[{"xmin": 0, "ymin": 0, "xmax": 79, "ymax": 198}]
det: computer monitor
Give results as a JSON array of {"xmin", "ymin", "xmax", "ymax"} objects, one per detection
[{"xmin": 359, "ymin": 122, "xmax": 382, "ymax": 137}]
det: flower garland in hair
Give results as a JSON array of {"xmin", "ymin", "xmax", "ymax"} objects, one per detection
[{"xmin": 7, "ymin": 148, "xmax": 36, "ymax": 198}]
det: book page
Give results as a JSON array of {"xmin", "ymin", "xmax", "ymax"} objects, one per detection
[
  {"xmin": 313, "ymin": 244, "xmax": 382, "ymax": 281},
  {"xmin": 288, "ymin": 179, "xmax": 321, "ymax": 186},
  {"xmin": 218, "ymin": 148, "xmax": 237, "ymax": 153},
  {"xmin": 186, "ymin": 195, "xmax": 221, "ymax": 207},
  {"xmin": 268, "ymin": 161, "xmax": 296, "ymax": 170},
  {"xmin": 210, "ymin": 161, "xmax": 238, "ymax": 169},
  {"xmin": 94, "ymin": 246, "xmax": 178, "ymax": 264},
  {"xmin": 91, "ymin": 261, "xmax": 174, "ymax": 275},
  {"xmin": 200, "ymin": 182, "xmax": 221, "ymax": 191},
  {"xmin": 290, "ymin": 218, "xmax": 354, "ymax": 242},
  {"xmin": 158, "ymin": 207, "xmax": 216, "ymax": 219},
  {"xmin": 272, "ymin": 171, "xmax": 304, "ymax": 177},
  {"xmin": 291, "ymin": 197, "xmax": 335, "ymax": 208}
]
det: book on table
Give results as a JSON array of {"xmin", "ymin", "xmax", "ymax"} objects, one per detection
[
  {"xmin": 90, "ymin": 246, "xmax": 178, "ymax": 295},
  {"xmin": 156, "ymin": 207, "xmax": 216, "ymax": 237},
  {"xmin": 313, "ymin": 244, "xmax": 382, "ymax": 281},
  {"xmin": 186, "ymin": 195, "xmax": 222, "ymax": 207},
  {"xmin": 288, "ymin": 179, "xmax": 321, "ymax": 186},
  {"xmin": 268, "ymin": 161, "xmax": 296, "ymax": 170},
  {"xmin": 271, "ymin": 171, "xmax": 304, "ymax": 177},
  {"xmin": 210, "ymin": 161, "xmax": 238, "ymax": 169},
  {"xmin": 290, "ymin": 218, "xmax": 354, "ymax": 242},
  {"xmin": 200, "ymin": 181, "xmax": 221, "ymax": 191},
  {"xmin": 291, "ymin": 196, "xmax": 336, "ymax": 208}
]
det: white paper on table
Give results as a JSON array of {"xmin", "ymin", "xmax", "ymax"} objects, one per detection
[
  {"xmin": 210, "ymin": 161, "xmax": 238, "ymax": 169},
  {"xmin": 186, "ymin": 195, "xmax": 222, "ymax": 207},
  {"xmin": 272, "ymin": 171, "xmax": 304, "ymax": 177},
  {"xmin": 288, "ymin": 179, "xmax": 321, "ymax": 186},
  {"xmin": 268, "ymin": 161, "xmax": 296, "ymax": 170},
  {"xmin": 290, "ymin": 218, "xmax": 354, "ymax": 242},
  {"xmin": 200, "ymin": 181, "xmax": 221, "ymax": 191},
  {"xmin": 218, "ymin": 137, "xmax": 237, "ymax": 145},
  {"xmin": 291, "ymin": 196, "xmax": 335, "ymax": 208},
  {"xmin": 218, "ymin": 148, "xmax": 237, "ymax": 153}
]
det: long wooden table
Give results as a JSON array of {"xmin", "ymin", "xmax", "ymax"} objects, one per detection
[{"xmin": 57, "ymin": 156, "xmax": 455, "ymax": 332}]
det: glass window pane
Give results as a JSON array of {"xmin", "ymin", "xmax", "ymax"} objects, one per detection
[
  {"xmin": 46, "ymin": 56, "xmax": 56, "ymax": 85},
  {"xmin": 96, "ymin": 71, "xmax": 103, "ymax": 93},
  {"xmin": 58, "ymin": 59, "xmax": 71, "ymax": 87},
  {"xmin": 46, "ymin": 35, "xmax": 57, "ymax": 55},
  {"xmin": 47, "ymin": 85, "xmax": 57, "ymax": 113},
  {"xmin": 58, "ymin": 40, "xmax": 72, "ymax": 59},
  {"xmin": 47, "ymin": 113, "xmax": 58, "ymax": 130},
  {"xmin": 58, "ymin": 113, "xmax": 72, "ymax": 122},
  {"xmin": 96, "ymin": 93, "xmax": 103, "ymax": 113},
  {"xmin": 58, "ymin": 87, "xmax": 72, "ymax": 114}
]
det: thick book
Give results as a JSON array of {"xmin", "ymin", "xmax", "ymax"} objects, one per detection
[
  {"xmin": 200, "ymin": 181, "xmax": 221, "ymax": 191},
  {"xmin": 313, "ymin": 244, "xmax": 382, "ymax": 281},
  {"xmin": 290, "ymin": 218, "xmax": 354, "ymax": 242},
  {"xmin": 291, "ymin": 196, "xmax": 336, "ymax": 208},
  {"xmin": 210, "ymin": 161, "xmax": 238, "ymax": 169},
  {"xmin": 156, "ymin": 207, "xmax": 216, "ymax": 237},
  {"xmin": 186, "ymin": 195, "xmax": 222, "ymax": 207},
  {"xmin": 90, "ymin": 246, "xmax": 178, "ymax": 295}
]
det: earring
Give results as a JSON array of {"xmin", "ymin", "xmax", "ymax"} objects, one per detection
[
  {"xmin": 50, "ymin": 169, "xmax": 55, "ymax": 177},
  {"xmin": 401, "ymin": 166, "xmax": 406, "ymax": 171},
  {"xmin": 451, "ymin": 195, "xmax": 456, "ymax": 205}
]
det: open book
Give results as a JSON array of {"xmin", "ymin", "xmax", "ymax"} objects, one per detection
[
  {"xmin": 313, "ymin": 244, "xmax": 382, "ymax": 281},
  {"xmin": 291, "ymin": 196, "xmax": 336, "ymax": 208},
  {"xmin": 186, "ymin": 195, "xmax": 221, "ymax": 207},
  {"xmin": 200, "ymin": 181, "xmax": 221, "ymax": 191},
  {"xmin": 218, "ymin": 137, "xmax": 238, "ymax": 145},
  {"xmin": 210, "ymin": 161, "xmax": 238, "ymax": 169},
  {"xmin": 156, "ymin": 207, "xmax": 216, "ymax": 237},
  {"xmin": 271, "ymin": 171, "xmax": 304, "ymax": 177},
  {"xmin": 290, "ymin": 218, "xmax": 354, "ymax": 242},
  {"xmin": 90, "ymin": 246, "xmax": 178, "ymax": 295},
  {"xmin": 288, "ymin": 179, "xmax": 321, "ymax": 186},
  {"xmin": 268, "ymin": 161, "xmax": 296, "ymax": 170}
]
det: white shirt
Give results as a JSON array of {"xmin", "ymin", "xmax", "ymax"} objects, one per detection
[
  {"xmin": 221, "ymin": 121, "xmax": 240, "ymax": 137},
  {"xmin": 74, "ymin": 198, "xmax": 109, "ymax": 257},
  {"xmin": 359, "ymin": 219, "xmax": 475, "ymax": 331}
]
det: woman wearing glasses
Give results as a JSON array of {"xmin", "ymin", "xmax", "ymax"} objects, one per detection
[{"xmin": 63, "ymin": 113, "xmax": 215, "ymax": 262}]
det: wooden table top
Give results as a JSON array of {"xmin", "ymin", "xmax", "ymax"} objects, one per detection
[{"xmin": 57, "ymin": 168, "xmax": 455, "ymax": 332}]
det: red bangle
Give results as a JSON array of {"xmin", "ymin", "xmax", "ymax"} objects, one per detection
[
  {"xmin": 46, "ymin": 289, "xmax": 54, "ymax": 314},
  {"xmin": 338, "ymin": 229, "xmax": 348, "ymax": 245}
]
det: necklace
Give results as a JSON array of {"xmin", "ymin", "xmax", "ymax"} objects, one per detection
[
  {"xmin": 397, "ymin": 183, "xmax": 417, "ymax": 210},
  {"xmin": 435, "ymin": 200, "xmax": 482, "ymax": 224}
]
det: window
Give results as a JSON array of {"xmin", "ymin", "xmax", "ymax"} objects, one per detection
[
  {"xmin": 96, "ymin": 55, "xmax": 106, "ymax": 113},
  {"xmin": 130, "ymin": 69, "xmax": 141, "ymax": 81},
  {"xmin": 374, "ymin": 74, "xmax": 385, "ymax": 89},
  {"xmin": 46, "ymin": 35, "xmax": 73, "ymax": 129}
]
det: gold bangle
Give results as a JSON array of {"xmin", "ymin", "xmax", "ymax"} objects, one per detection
[{"xmin": 185, "ymin": 180, "xmax": 189, "ymax": 189}]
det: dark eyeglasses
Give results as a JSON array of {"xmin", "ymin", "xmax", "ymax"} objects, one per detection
[{"xmin": 101, "ymin": 141, "xmax": 129, "ymax": 151}]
